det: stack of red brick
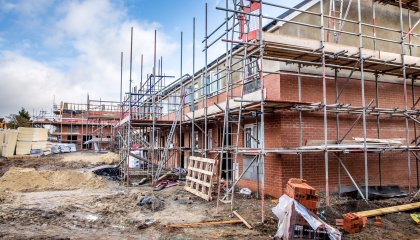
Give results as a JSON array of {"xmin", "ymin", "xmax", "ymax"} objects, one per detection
[
  {"xmin": 285, "ymin": 178, "xmax": 319, "ymax": 213},
  {"xmin": 341, "ymin": 212, "xmax": 367, "ymax": 234}
]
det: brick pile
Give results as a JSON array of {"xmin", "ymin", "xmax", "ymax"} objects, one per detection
[
  {"xmin": 341, "ymin": 212, "xmax": 367, "ymax": 234},
  {"xmin": 285, "ymin": 178, "xmax": 319, "ymax": 226},
  {"xmin": 285, "ymin": 178, "xmax": 319, "ymax": 212},
  {"xmin": 374, "ymin": 216, "xmax": 383, "ymax": 227}
]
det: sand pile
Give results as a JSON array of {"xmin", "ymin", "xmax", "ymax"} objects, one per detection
[
  {"xmin": 100, "ymin": 152, "xmax": 119, "ymax": 164},
  {"xmin": 61, "ymin": 152, "xmax": 119, "ymax": 165},
  {"xmin": 0, "ymin": 167, "xmax": 105, "ymax": 192}
]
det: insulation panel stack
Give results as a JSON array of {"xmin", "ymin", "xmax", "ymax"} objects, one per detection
[
  {"xmin": 16, "ymin": 127, "xmax": 35, "ymax": 155},
  {"xmin": 2, "ymin": 130, "xmax": 18, "ymax": 157},
  {"xmin": 0, "ymin": 130, "xmax": 4, "ymax": 156},
  {"xmin": 15, "ymin": 127, "xmax": 51, "ymax": 156}
]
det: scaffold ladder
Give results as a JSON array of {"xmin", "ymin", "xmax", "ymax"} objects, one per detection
[
  {"xmin": 216, "ymin": 2, "xmax": 252, "ymax": 206},
  {"xmin": 153, "ymin": 91, "xmax": 186, "ymax": 183}
]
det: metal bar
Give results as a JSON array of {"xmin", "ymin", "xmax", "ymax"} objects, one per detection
[
  {"xmin": 192, "ymin": 18, "xmax": 196, "ymax": 158},
  {"xmin": 357, "ymin": 0, "xmax": 369, "ymax": 200},
  {"xmin": 375, "ymin": 73, "xmax": 382, "ymax": 186},
  {"xmin": 127, "ymin": 27, "xmax": 133, "ymax": 185},
  {"xmin": 336, "ymin": 154, "xmax": 367, "ymax": 201},
  {"xmin": 339, "ymin": 99, "xmax": 375, "ymax": 142},
  {"xmin": 258, "ymin": 0, "xmax": 265, "ymax": 223},
  {"xmin": 335, "ymin": 60, "xmax": 360, "ymax": 102},
  {"xmin": 320, "ymin": 0, "xmax": 330, "ymax": 206},
  {"xmin": 299, "ymin": 65, "xmax": 303, "ymax": 179},
  {"xmin": 226, "ymin": 155, "xmax": 258, "ymax": 194}
]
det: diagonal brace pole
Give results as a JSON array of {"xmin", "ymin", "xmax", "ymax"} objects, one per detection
[
  {"xmin": 339, "ymin": 99, "xmax": 374, "ymax": 143},
  {"xmin": 335, "ymin": 153, "xmax": 368, "ymax": 202}
]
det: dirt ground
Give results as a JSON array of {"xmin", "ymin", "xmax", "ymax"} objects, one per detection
[{"xmin": 0, "ymin": 152, "xmax": 419, "ymax": 239}]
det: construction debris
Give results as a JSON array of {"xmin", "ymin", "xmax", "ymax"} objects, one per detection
[
  {"xmin": 232, "ymin": 211, "xmax": 252, "ymax": 229},
  {"xmin": 410, "ymin": 214, "xmax": 420, "ymax": 224},
  {"xmin": 153, "ymin": 180, "xmax": 179, "ymax": 191},
  {"xmin": 374, "ymin": 216, "xmax": 383, "ymax": 227},
  {"xmin": 136, "ymin": 196, "xmax": 164, "ymax": 211}
]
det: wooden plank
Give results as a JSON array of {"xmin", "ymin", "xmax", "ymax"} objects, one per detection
[
  {"xmin": 355, "ymin": 202, "xmax": 420, "ymax": 217},
  {"xmin": 167, "ymin": 219, "xmax": 242, "ymax": 228},
  {"xmin": 233, "ymin": 211, "xmax": 252, "ymax": 229}
]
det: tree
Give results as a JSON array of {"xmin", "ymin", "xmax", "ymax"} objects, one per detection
[{"xmin": 6, "ymin": 107, "xmax": 32, "ymax": 129}]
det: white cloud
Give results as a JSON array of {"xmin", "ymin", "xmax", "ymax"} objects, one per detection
[
  {"xmin": 0, "ymin": 51, "xmax": 71, "ymax": 117},
  {"xmin": 0, "ymin": 0, "xmax": 180, "ymax": 119}
]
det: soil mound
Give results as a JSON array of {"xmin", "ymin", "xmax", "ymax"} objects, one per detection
[
  {"xmin": 0, "ymin": 167, "xmax": 104, "ymax": 192},
  {"xmin": 61, "ymin": 152, "xmax": 119, "ymax": 165}
]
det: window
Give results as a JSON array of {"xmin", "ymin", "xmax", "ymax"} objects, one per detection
[
  {"xmin": 245, "ymin": 127, "xmax": 252, "ymax": 148},
  {"xmin": 243, "ymin": 155, "xmax": 261, "ymax": 180},
  {"xmin": 185, "ymin": 87, "xmax": 192, "ymax": 104},
  {"xmin": 194, "ymin": 84, "xmax": 199, "ymax": 100},
  {"xmin": 202, "ymin": 71, "xmax": 219, "ymax": 96},
  {"xmin": 67, "ymin": 135, "xmax": 77, "ymax": 141},
  {"xmin": 162, "ymin": 99, "xmax": 169, "ymax": 114},
  {"xmin": 191, "ymin": 131, "xmax": 199, "ymax": 149},
  {"xmin": 244, "ymin": 123, "xmax": 261, "ymax": 148},
  {"xmin": 246, "ymin": 57, "xmax": 260, "ymax": 80},
  {"xmin": 201, "ymin": 75, "xmax": 210, "ymax": 96},
  {"xmin": 208, "ymin": 129, "xmax": 212, "ymax": 149},
  {"xmin": 244, "ymin": 57, "xmax": 260, "ymax": 94},
  {"xmin": 69, "ymin": 126, "xmax": 78, "ymax": 133},
  {"xmin": 210, "ymin": 71, "xmax": 219, "ymax": 93},
  {"xmin": 169, "ymin": 95, "xmax": 180, "ymax": 111}
]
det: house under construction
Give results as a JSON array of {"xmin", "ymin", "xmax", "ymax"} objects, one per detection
[
  {"xmin": 33, "ymin": 96, "xmax": 121, "ymax": 151},
  {"xmin": 35, "ymin": 0, "xmax": 420, "ymax": 221}
]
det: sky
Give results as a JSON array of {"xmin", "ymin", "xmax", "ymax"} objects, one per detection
[{"xmin": 0, "ymin": 0, "xmax": 288, "ymax": 120}]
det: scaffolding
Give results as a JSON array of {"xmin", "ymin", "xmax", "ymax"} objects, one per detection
[
  {"xmin": 117, "ymin": 28, "xmax": 186, "ymax": 184},
  {"xmin": 205, "ymin": 0, "xmax": 420, "ymax": 220},
  {"xmin": 118, "ymin": 0, "xmax": 420, "ymax": 223},
  {"xmin": 32, "ymin": 97, "xmax": 120, "ymax": 151}
]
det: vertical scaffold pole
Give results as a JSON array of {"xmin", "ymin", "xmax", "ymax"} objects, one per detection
[
  {"xmin": 399, "ymin": 0, "xmax": 412, "ymax": 197},
  {"xmin": 259, "ymin": 0, "xmax": 265, "ymax": 222},
  {"xmin": 320, "ymin": 0, "xmax": 330, "ymax": 206},
  {"xmin": 127, "ymin": 27, "xmax": 133, "ymax": 185},
  {"xmin": 357, "ymin": 0, "xmax": 369, "ymax": 200},
  {"xmin": 192, "ymin": 18, "xmax": 196, "ymax": 158},
  {"xmin": 152, "ymin": 30, "xmax": 157, "ymax": 184},
  {"xmin": 180, "ymin": 31, "xmax": 183, "ymax": 168}
]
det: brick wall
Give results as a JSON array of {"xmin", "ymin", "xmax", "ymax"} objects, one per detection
[{"xmin": 235, "ymin": 73, "xmax": 419, "ymax": 198}]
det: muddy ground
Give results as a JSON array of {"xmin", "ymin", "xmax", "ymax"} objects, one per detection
[{"xmin": 0, "ymin": 152, "xmax": 419, "ymax": 239}]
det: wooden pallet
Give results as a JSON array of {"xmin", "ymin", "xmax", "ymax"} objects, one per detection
[
  {"xmin": 6, "ymin": 155, "xmax": 41, "ymax": 160},
  {"xmin": 184, "ymin": 156, "xmax": 216, "ymax": 201}
]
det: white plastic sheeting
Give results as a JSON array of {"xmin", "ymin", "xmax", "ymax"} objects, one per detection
[{"xmin": 272, "ymin": 194, "xmax": 341, "ymax": 240}]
